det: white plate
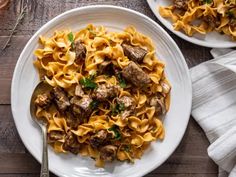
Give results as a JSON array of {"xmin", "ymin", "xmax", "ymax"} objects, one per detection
[
  {"xmin": 11, "ymin": 5, "xmax": 192, "ymax": 177},
  {"xmin": 147, "ymin": 0, "xmax": 236, "ymax": 48}
]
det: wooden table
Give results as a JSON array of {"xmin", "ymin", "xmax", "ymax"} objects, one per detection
[{"xmin": 0, "ymin": 0, "xmax": 218, "ymax": 176}]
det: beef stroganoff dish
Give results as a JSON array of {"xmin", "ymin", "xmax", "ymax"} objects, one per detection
[
  {"xmin": 159, "ymin": 0, "xmax": 236, "ymax": 40},
  {"xmin": 33, "ymin": 24, "xmax": 171, "ymax": 167}
]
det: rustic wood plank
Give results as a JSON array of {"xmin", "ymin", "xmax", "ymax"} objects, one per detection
[
  {"xmin": 0, "ymin": 0, "xmax": 156, "ymax": 35},
  {"xmin": 0, "ymin": 105, "xmax": 25, "ymax": 153},
  {"xmin": 0, "ymin": 174, "xmax": 217, "ymax": 177},
  {"xmin": 0, "ymin": 152, "xmax": 217, "ymax": 174},
  {"xmin": 146, "ymin": 174, "xmax": 217, "ymax": 177}
]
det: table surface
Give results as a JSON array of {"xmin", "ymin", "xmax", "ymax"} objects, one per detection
[{"xmin": 0, "ymin": 0, "xmax": 218, "ymax": 176}]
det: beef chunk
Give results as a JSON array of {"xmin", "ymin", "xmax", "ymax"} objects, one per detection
[
  {"xmin": 100, "ymin": 145, "xmax": 117, "ymax": 161},
  {"xmin": 75, "ymin": 84, "xmax": 84, "ymax": 97},
  {"xmin": 74, "ymin": 40, "xmax": 86, "ymax": 64},
  {"xmin": 203, "ymin": 15, "xmax": 220, "ymax": 29},
  {"xmin": 93, "ymin": 84, "xmax": 119, "ymax": 101},
  {"xmin": 71, "ymin": 104, "xmax": 82, "ymax": 116},
  {"xmin": 65, "ymin": 111, "xmax": 80, "ymax": 129},
  {"xmin": 52, "ymin": 87, "xmax": 70, "ymax": 112},
  {"xmin": 122, "ymin": 43, "xmax": 147, "ymax": 63},
  {"xmin": 174, "ymin": 0, "xmax": 188, "ymax": 10},
  {"xmin": 70, "ymin": 95, "xmax": 93, "ymax": 117},
  {"xmin": 229, "ymin": 19, "xmax": 236, "ymax": 29},
  {"xmin": 90, "ymin": 130, "xmax": 108, "ymax": 149},
  {"xmin": 117, "ymin": 96, "xmax": 135, "ymax": 109},
  {"xmin": 63, "ymin": 132, "xmax": 80, "ymax": 154},
  {"xmin": 48, "ymin": 131, "xmax": 64, "ymax": 142},
  {"xmin": 117, "ymin": 96, "xmax": 136, "ymax": 118},
  {"xmin": 98, "ymin": 60, "xmax": 114, "ymax": 75},
  {"xmin": 78, "ymin": 96, "xmax": 92, "ymax": 111},
  {"xmin": 150, "ymin": 96, "xmax": 166, "ymax": 115},
  {"xmin": 120, "ymin": 110, "xmax": 132, "ymax": 119},
  {"xmin": 122, "ymin": 61, "xmax": 151, "ymax": 88},
  {"xmin": 34, "ymin": 93, "xmax": 52, "ymax": 109}
]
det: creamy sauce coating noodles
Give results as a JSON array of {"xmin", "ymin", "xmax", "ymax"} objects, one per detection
[{"xmin": 33, "ymin": 24, "xmax": 171, "ymax": 167}]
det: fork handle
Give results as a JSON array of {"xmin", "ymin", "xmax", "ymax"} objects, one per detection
[{"xmin": 40, "ymin": 126, "xmax": 49, "ymax": 177}]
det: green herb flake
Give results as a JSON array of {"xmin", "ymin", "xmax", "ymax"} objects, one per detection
[
  {"xmin": 89, "ymin": 100, "xmax": 99, "ymax": 110},
  {"xmin": 118, "ymin": 102, "xmax": 125, "ymax": 112},
  {"xmin": 203, "ymin": 0, "xmax": 212, "ymax": 4},
  {"xmin": 226, "ymin": 10, "xmax": 235, "ymax": 19},
  {"xmin": 111, "ymin": 102, "xmax": 125, "ymax": 116},
  {"xmin": 67, "ymin": 32, "xmax": 75, "ymax": 49},
  {"xmin": 117, "ymin": 73, "xmax": 127, "ymax": 88},
  {"xmin": 79, "ymin": 77, "xmax": 97, "ymax": 89},
  {"xmin": 108, "ymin": 125, "xmax": 121, "ymax": 140},
  {"xmin": 123, "ymin": 145, "xmax": 131, "ymax": 152}
]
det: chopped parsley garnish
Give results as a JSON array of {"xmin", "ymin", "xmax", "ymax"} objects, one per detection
[
  {"xmin": 117, "ymin": 73, "xmax": 127, "ymax": 88},
  {"xmin": 117, "ymin": 102, "xmax": 125, "ymax": 111},
  {"xmin": 79, "ymin": 77, "xmax": 97, "ymax": 89},
  {"xmin": 67, "ymin": 32, "xmax": 74, "ymax": 49},
  {"xmin": 111, "ymin": 102, "xmax": 125, "ymax": 115},
  {"xmin": 108, "ymin": 125, "xmax": 121, "ymax": 140},
  {"xmin": 202, "ymin": 0, "xmax": 212, "ymax": 4},
  {"xmin": 89, "ymin": 100, "xmax": 99, "ymax": 110},
  {"xmin": 226, "ymin": 10, "xmax": 235, "ymax": 19},
  {"xmin": 123, "ymin": 145, "xmax": 131, "ymax": 152}
]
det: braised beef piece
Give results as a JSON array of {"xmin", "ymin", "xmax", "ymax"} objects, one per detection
[
  {"xmin": 100, "ymin": 145, "xmax": 117, "ymax": 161},
  {"xmin": 90, "ymin": 130, "xmax": 108, "ymax": 149},
  {"xmin": 48, "ymin": 131, "xmax": 64, "ymax": 142},
  {"xmin": 117, "ymin": 96, "xmax": 135, "ymax": 109},
  {"xmin": 34, "ymin": 93, "xmax": 52, "ymax": 109},
  {"xmin": 150, "ymin": 95, "xmax": 166, "ymax": 115},
  {"xmin": 71, "ymin": 104, "xmax": 82, "ymax": 116},
  {"xmin": 117, "ymin": 96, "xmax": 136, "ymax": 118},
  {"xmin": 70, "ymin": 95, "xmax": 93, "ymax": 118},
  {"xmin": 203, "ymin": 15, "xmax": 220, "ymax": 29},
  {"xmin": 97, "ymin": 60, "xmax": 113, "ymax": 75},
  {"xmin": 229, "ymin": 19, "xmax": 236, "ymax": 28},
  {"xmin": 120, "ymin": 110, "xmax": 132, "ymax": 119},
  {"xmin": 74, "ymin": 40, "xmax": 86, "ymax": 65},
  {"xmin": 77, "ymin": 96, "xmax": 92, "ymax": 111},
  {"xmin": 122, "ymin": 61, "xmax": 151, "ymax": 88},
  {"xmin": 93, "ymin": 84, "xmax": 119, "ymax": 101},
  {"xmin": 63, "ymin": 132, "xmax": 80, "ymax": 154},
  {"xmin": 122, "ymin": 43, "xmax": 147, "ymax": 63},
  {"xmin": 174, "ymin": 0, "xmax": 188, "ymax": 10},
  {"xmin": 75, "ymin": 84, "xmax": 84, "ymax": 97},
  {"xmin": 52, "ymin": 87, "xmax": 70, "ymax": 112},
  {"xmin": 65, "ymin": 111, "xmax": 81, "ymax": 129}
]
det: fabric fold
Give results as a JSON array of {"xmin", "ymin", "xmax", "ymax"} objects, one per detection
[{"xmin": 190, "ymin": 49, "xmax": 236, "ymax": 177}]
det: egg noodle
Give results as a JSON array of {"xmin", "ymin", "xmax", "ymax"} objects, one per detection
[
  {"xmin": 159, "ymin": 0, "xmax": 236, "ymax": 40},
  {"xmin": 33, "ymin": 24, "xmax": 171, "ymax": 167}
]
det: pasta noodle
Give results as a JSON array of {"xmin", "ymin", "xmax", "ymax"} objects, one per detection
[
  {"xmin": 33, "ymin": 24, "xmax": 171, "ymax": 167},
  {"xmin": 159, "ymin": 0, "xmax": 236, "ymax": 40}
]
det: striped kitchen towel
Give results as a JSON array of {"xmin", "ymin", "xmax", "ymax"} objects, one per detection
[{"xmin": 190, "ymin": 48, "xmax": 236, "ymax": 177}]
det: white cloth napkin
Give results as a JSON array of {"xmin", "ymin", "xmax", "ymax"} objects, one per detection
[{"xmin": 190, "ymin": 48, "xmax": 236, "ymax": 177}]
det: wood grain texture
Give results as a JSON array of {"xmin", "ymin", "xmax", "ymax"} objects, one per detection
[{"xmin": 0, "ymin": 0, "xmax": 217, "ymax": 177}]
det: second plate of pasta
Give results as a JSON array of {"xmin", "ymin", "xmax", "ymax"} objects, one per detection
[{"xmin": 147, "ymin": 0, "xmax": 236, "ymax": 48}]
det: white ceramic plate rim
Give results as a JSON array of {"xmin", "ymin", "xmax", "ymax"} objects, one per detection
[
  {"xmin": 11, "ymin": 5, "xmax": 192, "ymax": 177},
  {"xmin": 146, "ymin": 0, "xmax": 236, "ymax": 48}
]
